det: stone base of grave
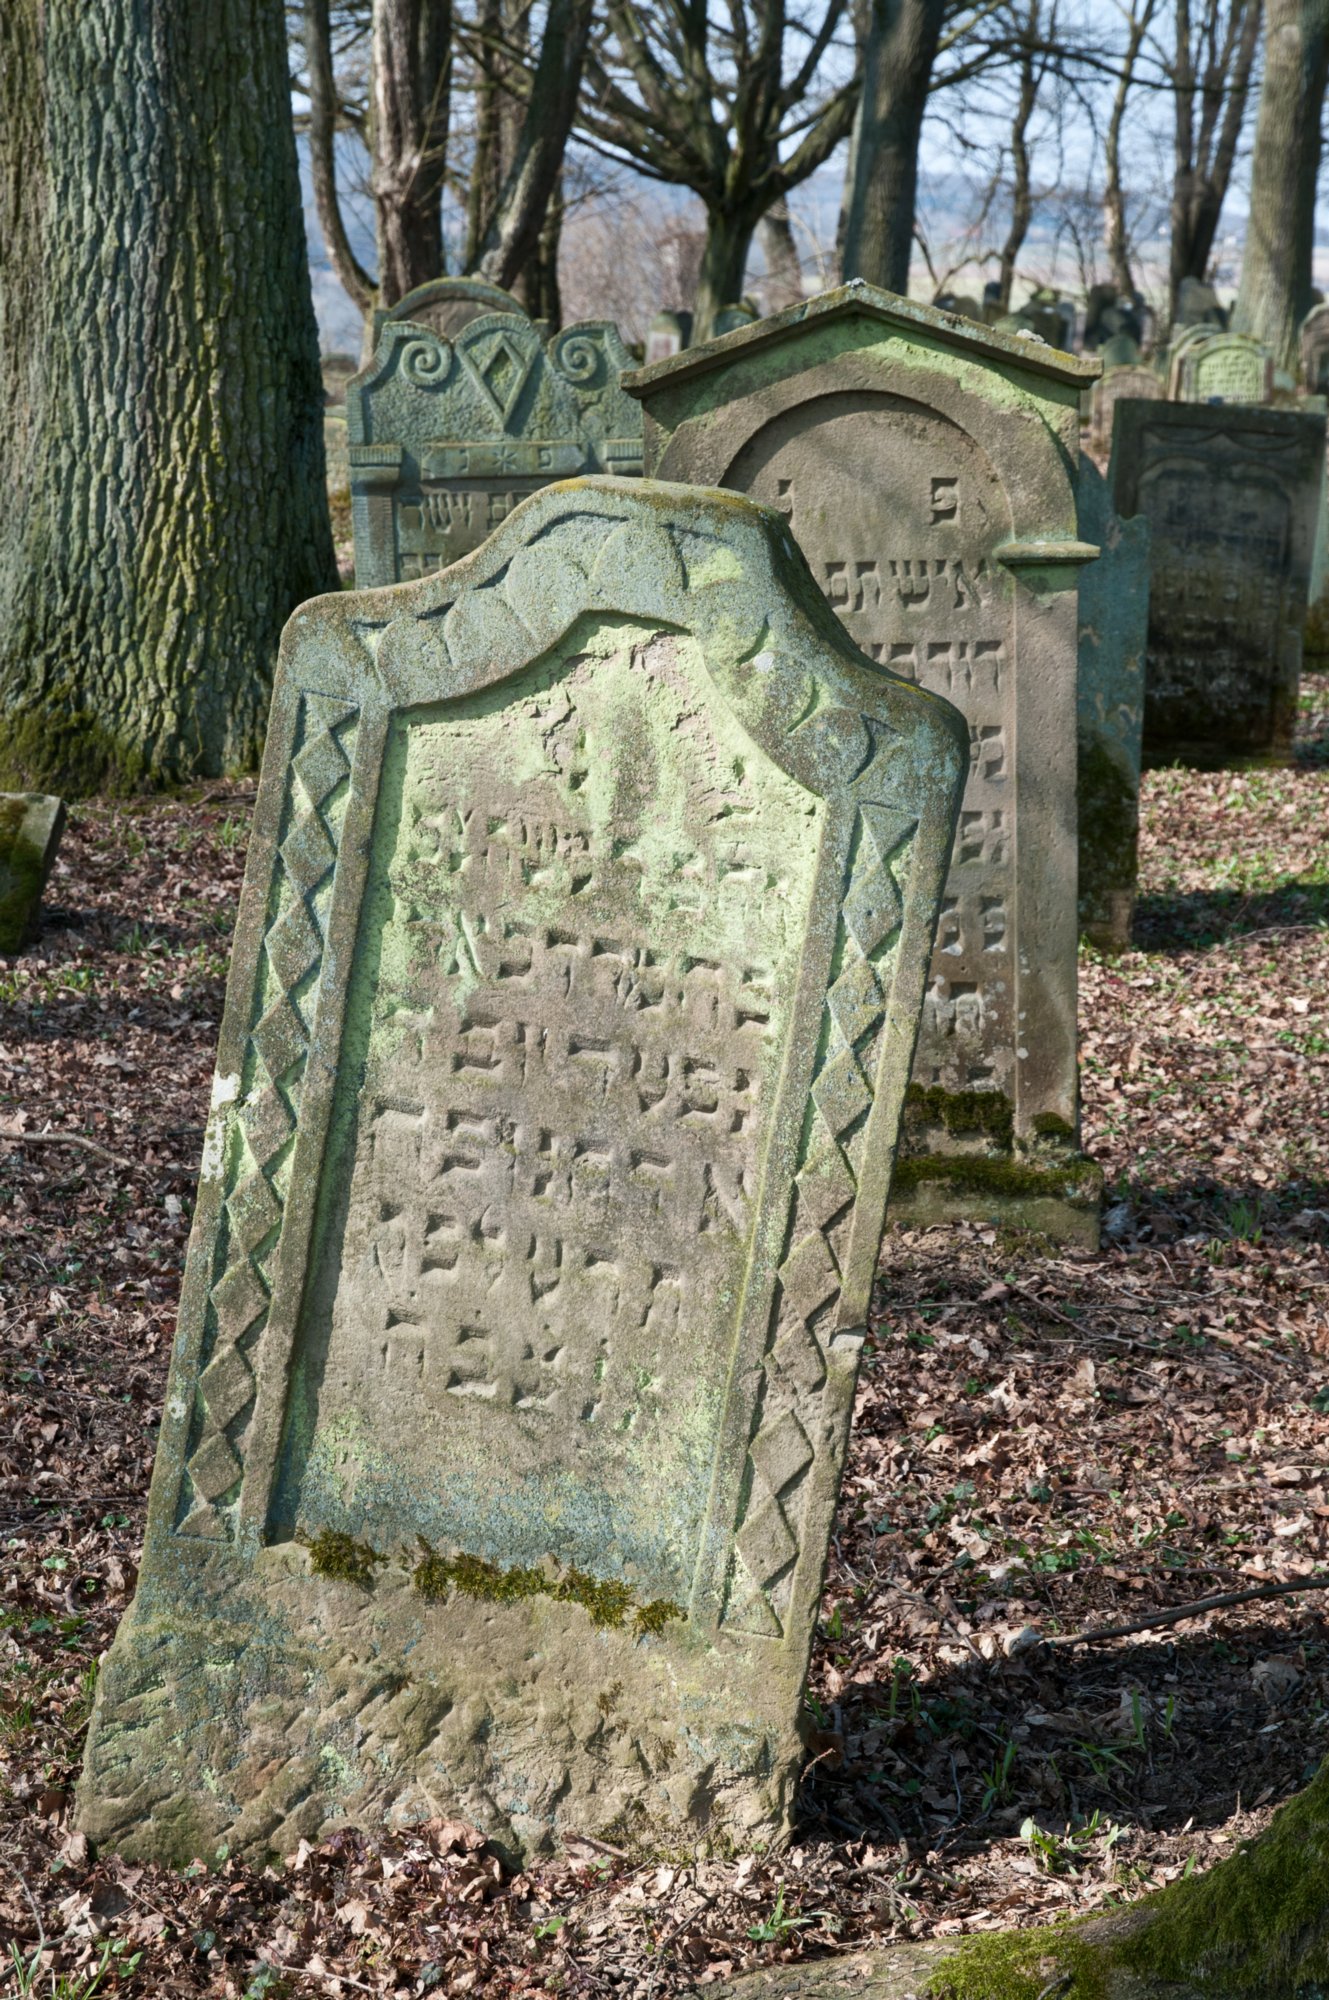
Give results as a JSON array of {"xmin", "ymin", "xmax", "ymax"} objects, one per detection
[
  {"xmin": 78, "ymin": 1544, "xmax": 805, "ymax": 1868},
  {"xmin": 887, "ymin": 1151, "xmax": 1104, "ymax": 1249}
]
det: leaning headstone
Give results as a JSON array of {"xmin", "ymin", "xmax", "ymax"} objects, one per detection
[
  {"xmin": 78, "ymin": 477, "xmax": 966, "ymax": 1865},
  {"xmin": 1077, "ymin": 460, "xmax": 1149, "ymax": 952},
  {"xmin": 1087, "ymin": 364, "xmax": 1164, "ymax": 459},
  {"xmin": 625, "ymin": 282, "xmax": 1104, "ymax": 1243},
  {"xmin": 347, "ymin": 312, "xmax": 645, "ymax": 584},
  {"xmin": 1110, "ymin": 401, "xmax": 1326, "ymax": 765},
  {"xmin": 1169, "ymin": 330, "xmax": 1274, "ymax": 405},
  {"xmin": 1300, "ymin": 303, "xmax": 1329, "ymax": 394},
  {"xmin": 645, "ymin": 309, "xmax": 691, "ymax": 364},
  {"xmin": 0, "ymin": 794, "xmax": 66, "ymax": 953}
]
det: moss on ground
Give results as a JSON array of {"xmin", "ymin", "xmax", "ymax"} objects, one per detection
[{"xmin": 928, "ymin": 1921, "xmax": 1109, "ymax": 1999}]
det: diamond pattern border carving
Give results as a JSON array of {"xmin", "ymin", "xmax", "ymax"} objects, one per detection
[
  {"xmin": 724, "ymin": 796, "xmax": 918, "ymax": 1635},
  {"xmin": 175, "ymin": 693, "xmax": 359, "ymax": 1538}
]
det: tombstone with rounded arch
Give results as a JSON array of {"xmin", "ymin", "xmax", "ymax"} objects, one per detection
[{"xmin": 625, "ymin": 282, "xmax": 1104, "ymax": 1243}]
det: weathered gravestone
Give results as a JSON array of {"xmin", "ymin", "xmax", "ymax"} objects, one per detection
[
  {"xmin": 347, "ymin": 311, "xmax": 644, "ymax": 584},
  {"xmin": 1098, "ymin": 331, "xmax": 1141, "ymax": 369},
  {"xmin": 367, "ymin": 275, "xmax": 527, "ymax": 351},
  {"xmin": 1077, "ymin": 460, "xmax": 1149, "ymax": 952},
  {"xmin": 1175, "ymin": 277, "xmax": 1226, "ymax": 329},
  {"xmin": 1169, "ymin": 330, "xmax": 1274, "ymax": 405},
  {"xmin": 78, "ymin": 478, "xmax": 966, "ymax": 1865},
  {"xmin": 1087, "ymin": 364, "xmax": 1163, "ymax": 459},
  {"xmin": 624, "ymin": 282, "xmax": 1104, "ymax": 1243},
  {"xmin": 646, "ymin": 310, "xmax": 692, "ymax": 365},
  {"xmin": 1301, "ymin": 303, "xmax": 1329, "ymax": 394},
  {"xmin": 1110, "ymin": 401, "xmax": 1326, "ymax": 766},
  {"xmin": 0, "ymin": 793, "xmax": 66, "ymax": 953}
]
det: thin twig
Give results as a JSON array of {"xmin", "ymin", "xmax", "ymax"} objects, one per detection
[
  {"xmin": 0, "ymin": 1130, "xmax": 139, "ymax": 1173},
  {"xmin": 1052, "ymin": 1573, "xmax": 1329, "ymax": 1647},
  {"xmin": 643, "ymin": 1887, "xmax": 719, "ymax": 2000}
]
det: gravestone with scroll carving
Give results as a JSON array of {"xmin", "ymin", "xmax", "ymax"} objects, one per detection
[
  {"xmin": 78, "ymin": 478, "xmax": 966, "ymax": 1866},
  {"xmin": 625, "ymin": 282, "xmax": 1104, "ymax": 1244},
  {"xmin": 1110, "ymin": 401, "xmax": 1326, "ymax": 765},
  {"xmin": 347, "ymin": 310, "xmax": 644, "ymax": 584}
]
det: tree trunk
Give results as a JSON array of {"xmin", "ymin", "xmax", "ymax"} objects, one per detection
[
  {"xmin": 1168, "ymin": 0, "xmax": 1262, "ymax": 322},
  {"xmin": 996, "ymin": 20, "xmax": 1041, "ymax": 313},
  {"xmin": 759, "ymin": 197, "xmax": 806, "ymax": 310},
  {"xmin": 693, "ymin": 206, "xmax": 762, "ymax": 342},
  {"xmin": 841, "ymin": 0, "xmax": 947, "ymax": 295},
  {"xmin": 1232, "ymin": 0, "xmax": 1329, "ymax": 372},
  {"xmin": 305, "ymin": 0, "xmax": 376, "ymax": 314},
  {"xmin": 514, "ymin": 171, "xmax": 565, "ymax": 326},
  {"xmin": 0, "ymin": 0, "xmax": 337, "ymax": 796},
  {"xmin": 1104, "ymin": 0, "xmax": 1158, "ymax": 300},
  {"xmin": 475, "ymin": 0, "xmax": 593, "ymax": 293},
  {"xmin": 372, "ymin": 0, "xmax": 452, "ymax": 305}
]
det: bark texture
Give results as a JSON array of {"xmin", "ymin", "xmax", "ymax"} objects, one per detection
[
  {"xmin": 1168, "ymin": 0, "xmax": 1262, "ymax": 323},
  {"xmin": 1231, "ymin": 0, "xmax": 1329, "ymax": 373},
  {"xmin": 305, "ymin": 0, "xmax": 376, "ymax": 312},
  {"xmin": 0, "ymin": 0, "xmax": 338, "ymax": 796},
  {"xmin": 841, "ymin": 0, "xmax": 947, "ymax": 294},
  {"xmin": 372, "ymin": 0, "xmax": 453, "ymax": 304}
]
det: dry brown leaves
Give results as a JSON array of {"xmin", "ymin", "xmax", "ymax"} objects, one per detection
[{"xmin": 0, "ymin": 685, "xmax": 1326, "ymax": 1997}]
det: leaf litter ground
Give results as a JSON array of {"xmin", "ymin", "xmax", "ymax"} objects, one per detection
[{"xmin": 1, "ymin": 686, "xmax": 1326, "ymax": 1997}]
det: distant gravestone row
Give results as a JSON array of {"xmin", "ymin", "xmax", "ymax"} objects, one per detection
[
  {"xmin": 80, "ymin": 479, "xmax": 965, "ymax": 1864},
  {"xmin": 347, "ymin": 283, "xmax": 644, "ymax": 585},
  {"xmin": 625, "ymin": 282, "xmax": 1104, "ymax": 1244}
]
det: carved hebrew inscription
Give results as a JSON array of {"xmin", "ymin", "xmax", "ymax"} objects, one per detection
[
  {"xmin": 728, "ymin": 393, "xmax": 1016, "ymax": 1103},
  {"xmin": 280, "ymin": 629, "xmax": 821, "ymax": 1604},
  {"xmin": 1141, "ymin": 453, "xmax": 1290, "ymax": 704}
]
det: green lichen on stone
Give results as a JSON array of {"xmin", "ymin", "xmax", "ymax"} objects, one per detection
[
  {"xmin": 1031, "ymin": 1112, "xmax": 1076, "ymax": 1142},
  {"xmin": 903, "ymin": 1084, "xmax": 1014, "ymax": 1149},
  {"xmin": 892, "ymin": 1152, "xmax": 1102, "ymax": 1208},
  {"xmin": 412, "ymin": 1542, "xmax": 683, "ymax": 1640},
  {"xmin": 302, "ymin": 1529, "xmax": 386, "ymax": 1590}
]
